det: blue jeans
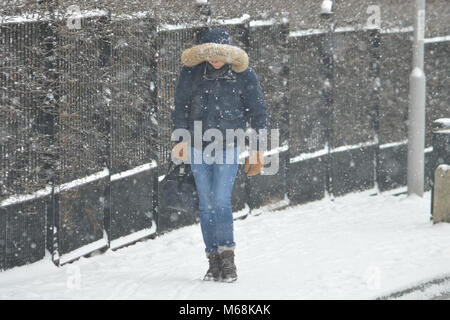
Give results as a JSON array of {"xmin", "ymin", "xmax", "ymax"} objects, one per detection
[{"xmin": 190, "ymin": 146, "xmax": 240, "ymax": 254}]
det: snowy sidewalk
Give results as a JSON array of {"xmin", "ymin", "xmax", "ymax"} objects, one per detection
[{"xmin": 1, "ymin": 190, "xmax": 449, "ymax": 299}]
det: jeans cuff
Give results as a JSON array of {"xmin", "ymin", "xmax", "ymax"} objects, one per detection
[{"xmin": 218, "ymin": 245, "xmax": 235, "ymax": 254}]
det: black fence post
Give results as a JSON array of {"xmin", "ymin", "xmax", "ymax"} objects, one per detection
[
  {"xmin": 148, "ymin": 23, "xmax": 160, "ymax": 235},
  {"xmin": 99, "ymin": 13, "xmax": 112, "ymax": 247},
  {"xmin": 319, "ymin": 19, "xmax": 334, "ymax": 198},
  {"xmin": 368, "ymin": 29, "xmax": 381, "ymax": 193},
  {"xmin": 280, "ymin": 21, "xmax": 291, "ymax": 207},
  {"xmin": 40, "ymin": 19, "xmax": 59, "ymax": 265}
]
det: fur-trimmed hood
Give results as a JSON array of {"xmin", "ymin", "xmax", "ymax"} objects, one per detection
[{"xmin": 181, "ymin": 29, "xmax": 249, "ymax": 73}]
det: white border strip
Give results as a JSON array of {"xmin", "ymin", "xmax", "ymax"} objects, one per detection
[
  {"xmin": 238, "ymin": 144, "xmax": 289, "ymax": 160},
  {"xmin": 289, "ymin": 25, "xmax": 417, "ymax": 38},
  {"xmin": 232, "ymin": 203, "xmax": 250, "ymax": 220},
  {"xmin": 0, "ymin": 186, "xmax": 52, "ymax": 208},
  {"xmin": 0, "ymin": 13, "xmax": 43, "ymax": 24},
  {"xmin": 289, "ymin": 28, "xmax": 327, "ymax": 38},
  {"xmin": 290, "ymin": 147, "xmax": 328, "ymax": 163},
  {"xmin": 109, "ymin": 222, "xmax": 157, "ymax": 250},
  {"xmin": 250, "ymin": 196, "xmax": 291, "ymax": 216},
  {"xmin": 425, "ymin": 35, "xmax": 450, "ymax": 44},
  {"xmin": 290, "ymin": 141, "xmax": 378, "ymax": 164},
  {"xmin": 158, "ymin": 21, "xmax": 205, "ymax": 32},
  {"xmin": 1, "ymin": 161, "xmax": 158, "ymax": 208},
  {"xmin": 214, "ymin": 14, "xmax": 250, "ymax": 26},
  {"xmin": 249, "ymin": 19, "xmax": 276, "ymax": 27},
  {"xmin": 111, "ymin": 161, "xmax": 157, "ymax": 182},
  {"xmin": 68, "ymin": 9, "xmax": 109, "ymax": 20},
  {"xmin": 334, "ymin": 26, "xmax": 359, "ymax": 33},
  {"xmin": 264, "ymin": 144, "xmax": 289, "ymax": 157},
  {"xmin": 56, "ymin": 168, "xmax": 110, "ymax": 193},
  {"xmin": 0, "ymin": 10, "xmax": 109, "ymax": 25},
  {"xmin": 380, "ymin": 26, "xmax": 414, "ymax": 34},
  {"xmin": 379, "ymin": 140, "xmax": 408, "ymax": 149},
  {"xmin": 330, "ymin": 140, "xmax": 378, "ymax": 153},
  {"xmin": 158, "ymin": 13, "xmax": 251, "ymax": 32},
  {"xmin": 0, "ymin": 9, "xmax": 158, "ymax": 25},
  {"xmin": 111, "ymin": 11, "xmax": 153, "ymax": 21},
  {"xmin": 380, "ymin": 186, "xmax": 408, "ymax": 196},
  {"xmin": 59, "ymin": 237, "xmax": 108, "ymax": 265},
  {"xmin": 290, "ymin": 139, "xmax": 435, "ymax": 164}
]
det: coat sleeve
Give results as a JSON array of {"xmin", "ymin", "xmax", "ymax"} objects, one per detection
[
  {"xmin": 241, "ymin": 67, "xmax": 269, "ymax": 150},
  {"xmin": 172, "ymin": 66, "xmax": 195, "ymax": 131}
]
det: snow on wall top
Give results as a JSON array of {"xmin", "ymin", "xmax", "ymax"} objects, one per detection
[
  {"xmin": 1, "ymin": 0, "xmax": 448, "ymax": 37},
  {"xmin": 434, "ymin": 118, "xmax": 450, "ymax": 128}
]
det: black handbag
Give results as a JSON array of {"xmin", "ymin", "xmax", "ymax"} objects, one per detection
[{"xmin": 159, "ymin": 162, "xmax": 199, "ymax": 214}]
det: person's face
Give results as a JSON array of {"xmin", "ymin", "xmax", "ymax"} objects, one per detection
[{"xmin": 208, "ymin": 60, "xmax": 225, "ymax": 69}]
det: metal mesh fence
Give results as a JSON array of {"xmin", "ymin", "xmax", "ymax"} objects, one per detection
[
  {"xmin": 107, "ymin": 17, "xmax": 157, "ymax": 243},
  {"xmin": 0, "ymin": 211, "xmax": 5, "ymax": 269},
  {"xmin": 52, "ymin": 16, "xmax": 109, "ymax": 256},
  {"xmin": 0, "ymin": 20, "xmax": 50, "ymax": 269},
  {"xmin": 249, "ymin": 23, "xmax": 289, "ymax": 148},
  {"xmin": 108, "ymin": 17, "xmax": 157, "ymax": 173},
  {"xmin": 332, "ymin": 30, "xmax": 377, "ymax": 147},
  {"xmin": 55, "ymin": 16, "xmax": 109, "ymax": 184},
  {"xmin": 379, "ymin": 32, "xmax": 411, "ymax": 145},
  {"xmin": 155, "ymin": 28, "xmax": 198, "ymax": 172},
  {"xmin": 3, "ymin": 198, "xmax": 47, "ymax": 269},
  {"xmin": 0, "ymin": 21, "xmax": 51, "ymax": 200},
  {"xmin": 0, "ymin": 12, "xmax": 449, "ymax": 270},
  {"xmin": 330, "ymin": 30, "xmax": 378, "ymax": 196},
  {"xmin": 289, "ymin": 34, "xmax": 328, "ymax": 155},
  {"xmin": 245, "ymin": 23, "xmax": 289, "ymax": 208}
]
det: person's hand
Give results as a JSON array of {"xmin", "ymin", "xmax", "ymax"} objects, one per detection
[
  {"xmin": 244, "ymin": 150, "xmax": 265, "ymax": 176},
  {"xmin": 172, "ymin": 142, "xmax": 189, "ymax": 162}
]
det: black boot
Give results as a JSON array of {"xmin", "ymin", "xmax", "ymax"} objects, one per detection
[
  {"xmin": 220, "ymin": 250, "xmax": 237, "ymax": 283},
  {"xmin": 204, "ymin": 253, "xmax": 221, "ymax": 281}
]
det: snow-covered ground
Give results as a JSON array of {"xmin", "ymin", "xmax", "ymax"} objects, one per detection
[{"xmin": 0, "ymin": 190, "xmax": 449, "ymax": 300}]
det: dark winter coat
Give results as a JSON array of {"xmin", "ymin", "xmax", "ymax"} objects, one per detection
[{"xmin": 171, "ymin": 29, "xmax": 268, "ymax": 150}]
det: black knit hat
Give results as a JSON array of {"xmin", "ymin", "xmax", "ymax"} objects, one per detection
[{"xmin": 200, "ymin": 28, "xmax": 234, "ymax": 45}]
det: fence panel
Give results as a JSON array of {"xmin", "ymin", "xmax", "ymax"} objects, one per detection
[
  {"xmin": 0, "ymin": 21, "xmax": 52, "ymax": 203},
  {"xmin": 0, "ymin": 209, "xmax": 5, "ymax": 270},
  {"xmin": 52, "ymin": 16, "xmax": 109, "ymax": 264},
  {"xmin": 4, "ymin": 198, "xmax": 47, "ymax": 269},
  {"xmin": 0, "ymin": 15, "xmax": 448, "ymax": 271},
  {"xmin": 331, "ymin": 30, "xmax": 377, "ymax": 196},
  {"xmin": 247, "ymin": 22, "xmax": 289, "ymax": 210},
  {"xmin": 54, "ymin": 176, "xmax": 108, "ymax": 265},
  {"xmin": 377, "ymin": 31, "xmax": 411, "ymax": 191},
  {"xmin": 107, "ymin": 17, "xmax": 158, "ymax": 248},
  {"xmin": 288, "ymin": 33, "xmax": 328, "ymax": 204},
  {"xmin": 0, "ymin": 20, "xmax": 51, "ymax": 268}
]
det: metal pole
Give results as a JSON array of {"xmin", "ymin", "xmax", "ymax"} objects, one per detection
[
  {"xmin": 407, "ymin": 0, "xmax": 426, "ymax": 196},
  {"xmin": 320, "ymin": 1, "xmax": 334, "ymax": 198}
]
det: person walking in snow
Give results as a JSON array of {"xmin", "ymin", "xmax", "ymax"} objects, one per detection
[{"xmin": 171, "ymin": 28, "xmax": 268, "ymax": 282}]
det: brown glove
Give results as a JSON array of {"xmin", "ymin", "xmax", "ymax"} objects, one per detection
[
  {"xmin": 244, "ymin": 150, "xmax": 265, "ymax": 176},
  {"xmin": 172, "ymin": 142, "xmax": 189, "ymax": 162}
]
